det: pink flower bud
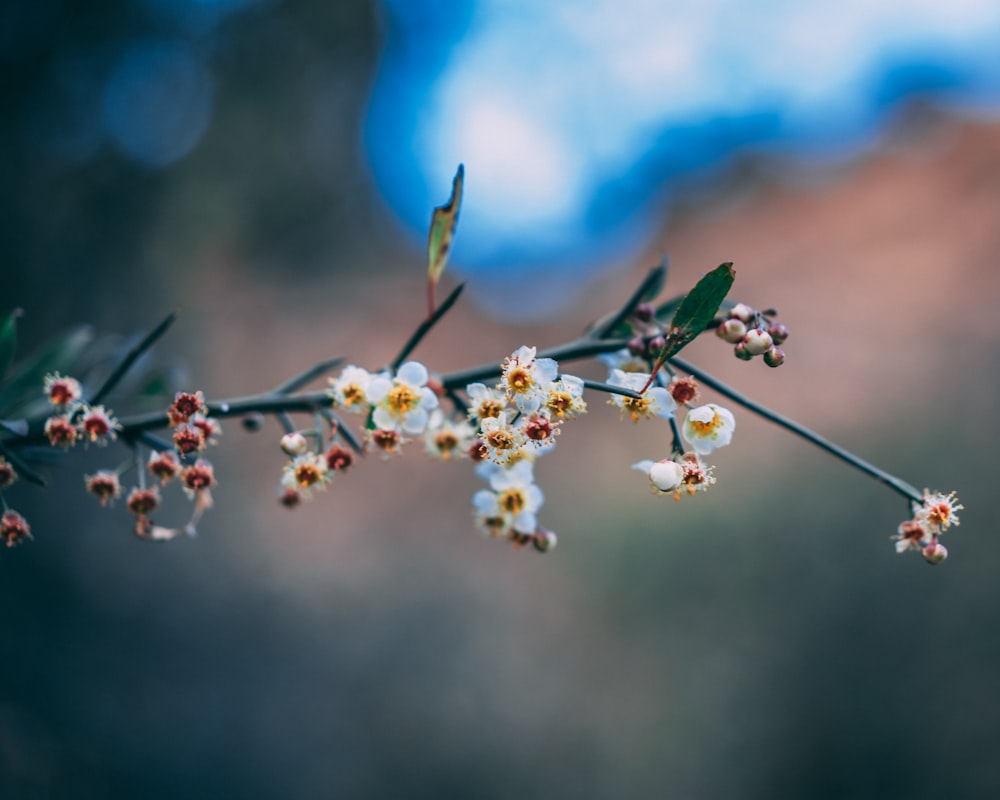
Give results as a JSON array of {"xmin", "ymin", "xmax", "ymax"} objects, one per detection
[
  {"xmin": 716, "ymin": 318, "xmax": 747, "ymax": 344},
  {"xmin": 742, "ymin": 328, "xmax": 773, "ymax": 356},
  {"xmin": 280, "ymin": 432, "xmax": 308, "ymax": 456},
  {"xmin": 729, "ymin": 303, "xmax": 754, "ymax": 323},
  {"xmin": 922, "ymin": 540, "xmax": 948, "ymax": 565},
  {"xmin": 763, "ymin": 347, "xmax": 785, "ymax": 368},
  {"xmin": 768, "ymin": 322, "xmax": 789, "ymax": 345},
  {"xmin": 734, "ymin": 341, "xmax": 754, "ymax": 361}
]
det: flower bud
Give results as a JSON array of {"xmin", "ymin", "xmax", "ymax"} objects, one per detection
[
  {"xmin": 280, "ymin": 432, "xmax": 309, "ymax": 456},
  {"xmin": 241, "ymin": 413, "xmax": 264, "ymax": 432},
  {"xmin": 768, "ymin": 323, "xmax": 789, "ymax": 345},
  {"xmin": 922, "ymin": 540, "xmax": 948, "ymax": 565},
  {"xmin": 635, "ymin": 302, "xmax": 655, "ymax": 323},
  {"xmin": 532, "ymin": 527, "xmax": 558, "ymax": 553},
  {"xmin": 649, "ymin": 459, "xmax": 684, "ymax": 492},
  {"xmin": 627, "ymin": 336, "xmax": 646, "ymax": 356},
  {"xmin": 645, "ymin": 334, "xmax": 666, "ymax": 357},
  {"xmin": 742, "ymin": 328, "xmax": 773, "ymax": 356},
  {"xmin": 763, "ymin": 347, "xmax": 785, "ymax": 368},
  {"xmin": 729, "ymin": 302, "xmax": 754, "ymax": 323},
  {"xmin": 716, "ymin": 318, "xmax": 747, "ymax": 344},
  {"xmin": 734, "ymin": 341, "xmax": 754, "ymax": 361}
]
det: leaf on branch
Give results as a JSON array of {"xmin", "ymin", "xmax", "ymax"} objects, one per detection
[
  {"xmin": 0, "ymin": 325, "xmax": 93, "ymax": 419},
  {"xmin": 426, "ymin": 164, "xmax": 464, "ymax": 316},
  {"xmin": 0, "ymin": 419, "xmax": 28, "ymax": 437},
  {"xmin": 0, "ymin": 308, "xmax": 21, "ymax": 384},
  {"xmin": 657, "ymin": 262, "xmax": 735, "ymax": 360},
  {"xmin": 639, "ymin": 256, "xmax": 669, "ymax": 304}
]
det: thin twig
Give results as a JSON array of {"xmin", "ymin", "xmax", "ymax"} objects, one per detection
[
  {"xmin": 91, "ymin": 310, "xmax": 179, "ymax": 405},
  {"xmin": 0, "ymin": 440, "xmax": 46, "ymax": 486},
  {"xmin": 668, "ymin": 355, "xmax": 924, "ymax": 503},
  {"xmin": 273, "ymin": 357, "xmax": 345, "ymax": 395},
  {"xmin": 390, "ymin": 283, "xmax": 466, "ymax": 372}
]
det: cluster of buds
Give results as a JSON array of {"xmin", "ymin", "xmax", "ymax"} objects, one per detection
[
  {"xmin": 42, "ymin": 373, "xmax": 121, "ymax": 448},
  {"xmin": 893, "ymin": 490, "xmax": 963, "ymax": 565},
  {"xmin": 77, "ymin": 389, "xmax": 221, "ymax": 540},
  {"xmin": 715, "ymin": 303, "xmax": 788, "ymax": 367}
]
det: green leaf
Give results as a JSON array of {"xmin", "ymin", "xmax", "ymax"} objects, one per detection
[
  {"xmin": 639, "ymin": 257, "xmax": 669, "ymax": 304},
  {"xmin": 0, "ymin": 325, "xmax": 93, "ymax": 418},
  {"xmin": 0, "ymin": 308, "xmax": 20, "ymax": 383},
  {"xmin": 657, "ymin": 262, "xmax": 735, "ymax": 359},
  {"xmin": 427, "ymin": 164, "xmax": 464, "ymax": 291}
]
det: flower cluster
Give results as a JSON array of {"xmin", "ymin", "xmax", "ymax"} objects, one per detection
[
  {"xmin": 76, "ymin": 389, "xmax": 221, "ymax": 541},
  {"xmin": 715, "ymin": 303, "xmax": 788, "ymax": 367},
  {"xmin": 460, "ymin": 347, "xmax": 588, "ymax": 550},
  {"xmin": 0, "ymin": 259, "xmax": 964, "ymax": 566},
  {"xmin": 893, "ymin": 490, "xmax": 963, "ymax": 564},
  {"xmin": 597, "ymin": 351, "xmax": 735, "ymax": 500},
  {"xmin": 42, "ymin": 373, "xmax": 121, "ymax": 449}
]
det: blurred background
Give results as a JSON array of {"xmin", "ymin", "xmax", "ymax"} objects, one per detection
[{"xmin": 2, "ymin": 1, "xmax": 999, "ymax": 797}]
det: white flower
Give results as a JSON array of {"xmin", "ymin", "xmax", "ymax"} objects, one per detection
[
  {"xmin": 599, "ymin": 348, "xmax": 648, "ymax": 375},
  {"xmin": 915, "ymin": 490, "xmax": 963, "ymax": 534},
  {"xmin": 543, "ymin": 374, "xmax": 587, "ymax": 420},
  {"xmin": 479, "ymin": 412, "xmax": 528, "ymax": 465},
  {"xmin": 466, "ymin": 383, "xmax": 508, "ymax": 422},
  {"xmin": 682, "ymin": 404, "xmax": 735, "ymax": 455},
  {"xmin": 472, "ymin": 460, "xmax": 544, "ymax": 536},
  {"xmin": 607, "ymin": 369, "xmax": 676, "ymax": 422},
  {"xmin": 501, "ymin": 345, "xmax": 559, "ymax": 413},
  {"xmin": 328, "ymin": 365, "xmax": 383, "ymax": 413},
  {"xmin": 367, "ymin": 361, "xmax": 439, "ymax": 435},
  {"xmin": 634, "ymin": 459, "xmax": 685, "ymax": 493},
  {"xmin": 633, "ymin": 453, "xmax": 715, "ymax": 498},
  {"xmin": 423, "ymin": 410, "xmax": 476, "ymax": 460}
]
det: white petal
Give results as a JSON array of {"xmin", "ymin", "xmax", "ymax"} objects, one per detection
[
  {"xmin": 513, "ymin": 510, "xmax": 537, "ymax": 535},
  {"xmin": 397, "ymin": 361, "xmax": 428, "ymax": 387},
  {"xmin": 473, "ymin": 489, "xmax": 499, "ymax": 516},
  {"xmin": 366, "ymin": 377, "xmax": 391, "ymax": 404},
  {"xmin": 372, "ymin": 406, "xmax": 397, "ymax": 431},
  {"xmin": 402, "ymin": 408, "xmax": 429, "ymax": 435}
]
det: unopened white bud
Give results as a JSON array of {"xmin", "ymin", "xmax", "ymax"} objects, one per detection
[
  {"xmin": 742, "ymin": 328, "xmax": 773, "ymax": 356},
  {"xmin": 649, "ymin": 459, "xmax": 684, "ymax": 492},
  {"xmin": 716, "ymin": 318, "xmax": 747, "ymax": 344},
  {"xmin": 280, "ymin": 432, "xmax": 309, "ymax": 457},
  {"xmin": 922, "ymin": 540, "xmax": 948, "ymax": 565},
  {"xmin": 729, "ymin": 303, "xmax": 754, "ymax": 323}
]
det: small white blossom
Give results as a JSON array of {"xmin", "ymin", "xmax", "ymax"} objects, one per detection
[
  {"xmin": 479, "ymin": 412, "xmax": 528, "ymax": 465},
  {"xmin": 599, "ymin": 349, "xmax": 648, "ymax": 375},
  {"xmin": 607, "ymin": 369, "xmax": 676, "ymax": 422},
  {"xmin": 367, "ymin": 361, "xmax": 439, "ymax": 435},
  {"xmin": 543, "ymin": 375, "xmax": 587, "ymax": 420},
  {"xmin": 328, "ymin": 366, "xmax": 383, "ymax": 413},
  {"xmin": 915, "ymin": 490, "xmax": 963, "ymax": 535},
  {"xmin": 423, "ymin": 411, "xmax": 476, "ymax": 460},
  {"xmin": 466, "ymin": 383, "xmax": 508, "ymax": 422},
  {"xmin": 501, "ymin": 346, "xmax": 558, "ymax": 413},
  {"xmin": 472, "ymin": 460, "xmax": 544, "ymax": 536},
  {"xmin": 682, "ymin": 403, "xmax": 735, "ymax": 455}
]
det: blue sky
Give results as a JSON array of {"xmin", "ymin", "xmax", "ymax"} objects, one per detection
[{"xmin": 365, "ymin": 0, "xmax": 1000, "ymax": 309}]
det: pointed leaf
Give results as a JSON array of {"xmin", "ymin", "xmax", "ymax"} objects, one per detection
[
  {"xmin": 658, "ymin": 262, "xmax": 735, "ymax": 359},
  {"xmin": 427, "ymin": 164, "xmax": 464, "ymax": 293},
  {"xmin": 0, "ymin": 309, "xmax": 21, "ymax": 383},
  {"xmin": 0, "ymin": 325, "xmax": 94, "ymax": 418}
]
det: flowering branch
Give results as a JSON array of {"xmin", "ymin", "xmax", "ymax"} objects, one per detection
[{"xmin": 0, "ymin": 170, "xmax": 962, "ymax": 564}]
